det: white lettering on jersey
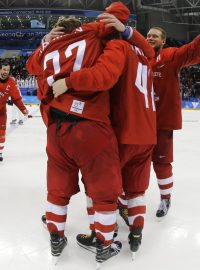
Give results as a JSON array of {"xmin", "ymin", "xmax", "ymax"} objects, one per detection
[
  {"xmin": 134, "ymin": 46, "xmax": 144, "ymax": 56},
  {"xmin": 44, "ymin": 50, "xmax": 60, "ymax": 86},
  {"xmin": 65, "ymin": 40, "xmax": 86, "ymax": 71},
  {"xmin": 135, "ymin": 63, "xmax": 155, "ymax": 111},
  {"xmin": 154, "ymin": 72, "xmax": 162, "ymax": 78},
  {"xmin": 135, "ymin": 63, "xmax": 149, "ymax": 108},
  {"xmin": 43, "ymin": 40, "xmax": 86, "ymax": 86},
  {"xmin": 70, "ymin": 100, "xmax": 85, "ymax": 114},
  {"xmin": 75, "ymin": 27, "xmax": 83, "ymax": 32}
]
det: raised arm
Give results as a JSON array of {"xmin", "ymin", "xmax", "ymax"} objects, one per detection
[
  {"xmin": 52, "ymin": 41, "xmax": 127, "ymax": 98},
  {"xmin": 98, "ymin": 13, "xmax": 155, "ymax": 59},
  {"xmin": 171, "ymin": 34, "xmax": 200, "ymax": 69}
]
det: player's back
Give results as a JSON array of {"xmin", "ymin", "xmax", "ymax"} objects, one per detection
[
  {"xmin": 40, "ymin": 22, "xmax": 112, "ymax": 123},
  {"xmin": 110, "ymin": 41, "xmax": 156, "ymax": 145}
]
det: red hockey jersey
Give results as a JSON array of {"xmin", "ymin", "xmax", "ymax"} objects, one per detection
[
  {"xmin": 0, "ymin": 77, "xmax": 26, "ymax": 112},
  {"xmin": 66, "ymin": 40, "xmax": 156, "ymax": 145},
  {"xmin": 150, "ymin": 34, "xmax": 200, "ymax": 130}
]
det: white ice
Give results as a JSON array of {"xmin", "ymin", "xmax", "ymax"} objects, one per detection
[{"xmin": 0, "ymin": 105, "xmax": 200, "ymax": 270}]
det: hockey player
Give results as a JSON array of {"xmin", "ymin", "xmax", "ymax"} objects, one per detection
[
  {"xmin": 0, "ymin": 61, "xmax": 28, "ymax": 162},
  {"xmin": 99, "ymin": 13, "xmax": 200, "ymax": 219},
  {"xmin": 51, "ymin": 32, "xmax": 156, "ymax": 259},
  {"xmin": 26, "ymin": 3, "xmax": 132, "ymax": 268}
]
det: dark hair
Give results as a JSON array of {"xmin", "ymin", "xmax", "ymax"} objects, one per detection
[
  {"xmin": 150, "ymin": 27, "xmax": 166, "ymax": 41},
  {"xmin": 53, "ymin": 16, "xmax": 82, "ymax": 34},
  {"xmin": 0, "ymin": 61, "xmax": 10, "ymax": 69}
]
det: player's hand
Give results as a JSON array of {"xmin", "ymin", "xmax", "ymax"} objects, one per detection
[
  {"xmin": 98, "ymin": 13, "xmax": 125, "ymax": 32},
  {"xmin": 23, "ymin": 109, "xmax": 29, "ymax": 116},
  {"xmin": 45, "ymin": 27, "xmax": 65, "ymax": 42},
  {"xmin": 52, "ymin": 79, "xmax": 68, "ymax": 98}
]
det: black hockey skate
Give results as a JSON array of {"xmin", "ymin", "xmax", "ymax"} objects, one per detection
[
  {"xmin": 0, "ymin": 154, "xmax": 3, "ymax": 162},
  {"xmin": 76, "ymin": 230, "xmax": 96, "ymax": 253},
  {"xmin": 76, "ymin": 225, "xmax": 118, "ymax": 253},
  {"xmin": 50, "ymin": 233, "xmax": 68, "ymax": 265},
  {"xmin": 118, "ymin": 204, "xmax": 129, "ymax": 226},
  {"xmin": 96, "ymin": 239, "xmax": 122, "ymax": 269},
  {"xmin": 10, "ymin": 119, "xmax": 17, "ymax": 125},
  {"xmin": 41, "ymin": 214, "xmax": 47, "ymax": 228},
  {"xmin": 128, "ymin": 227, "xmax": 142, "ymax": 260},
  {"xmin": 156, "ymin": 198, "xmax": 171, "ymax": 219},
  {"xmin": 18, "ymin": 120, "xmax": 23, "ymax": 125}
]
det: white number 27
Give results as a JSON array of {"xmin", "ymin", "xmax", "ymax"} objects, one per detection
[{"xmin": 43, "ymin": 40, "xmax": 86, "ymax": 86}]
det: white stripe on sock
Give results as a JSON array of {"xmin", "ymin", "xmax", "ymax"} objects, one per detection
[
  {"xmin": 46, "ymin": 201, "xmax": 68, "ymax": 215},
  {"xmin": 157, "ymin": 176, "xmax": 173, "ymax": 185},
  {"xmin": 160, "ymin": 187, "xmax": 173, "ymax": 195},
  {"xmin": 46, "ymin": 220, "xmax": 66, "ymax": 231},
  {"xmin": 95, "ymin": 230, "xmax": 114, "ymax": 242},
  {"xmin": 95, "ymin": 212, "xmax": 116, "ymax": 226},
  {"xmin": 128, "ymin": 214, "xmax": 145, "ymax": 225},
  {"xmin": 128, "ymin": 195, "xmax": 145, "ymax": 209}
]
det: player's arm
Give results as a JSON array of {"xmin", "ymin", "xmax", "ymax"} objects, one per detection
[
  {"xmin": 10, "ymin": 81, "xmax": 28, "ymax": 115},
  {"xmin": 26, "ymin": 27, "xmax": 64, "ymax": 76},
  {"xmin": 98, "ymin": 13, "xmax": 155, "ymax": 59},
  {"xmin": 172, "ymin": 34, "xmax": 200, "ymax": 68},
  {"xmin": 52, "ymin": 41, "xmax": 126, "ymax": 98},
  {"xmin": 26, "ymin": 47, "xmax": 43, "ymax": 76}
]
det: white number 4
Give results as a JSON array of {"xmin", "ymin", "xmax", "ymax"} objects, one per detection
[{"xmin": 135, "ymin": 63, "xmax": 155, "ymax": 111}]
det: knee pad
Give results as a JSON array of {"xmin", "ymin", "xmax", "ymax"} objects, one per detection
[{"xmin": 153, "ymin": 162, "xmax": 172, "ymax": 179}]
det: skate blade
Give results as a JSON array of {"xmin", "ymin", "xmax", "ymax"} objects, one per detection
[
  {"xmin": 156, "ymin": 216, "xmax": 166, "ymax": 222},
  {"xmin": 96, "ymin": 262, "xmax": 102, "ymax": 270},
  {"xmin": 131, "ymin": 252, "xmax": 136, "ymax": 261},
  {"xmin": 77, "ymin": 241, "xmax": 96, "ymax": 254},
  {"xmin": 42, "ymin": 223, "xmax": 47, "ymax": 230},
  {"xmin": 52, "ymin": 255, "xmax": 59, "ymax": 265}
]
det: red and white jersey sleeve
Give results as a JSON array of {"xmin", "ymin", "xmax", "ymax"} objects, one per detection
[
  {"xmin": 128, "ymin": 28, "xmax": 155, "ymax": 59},
  {"xmin": 0, "ymin": 77, "xmax": 26, "ymax": 112},
  {"xmin": 150, "ymin": 35, "xmax": 200, "ymax": 130},
  {"xmin": 67, "ymin": 40, "xmax": 156, "ymax": 145},
  {"xmin": 168, "ymin": 34, "xmax": 200, "ymax": 69}
]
